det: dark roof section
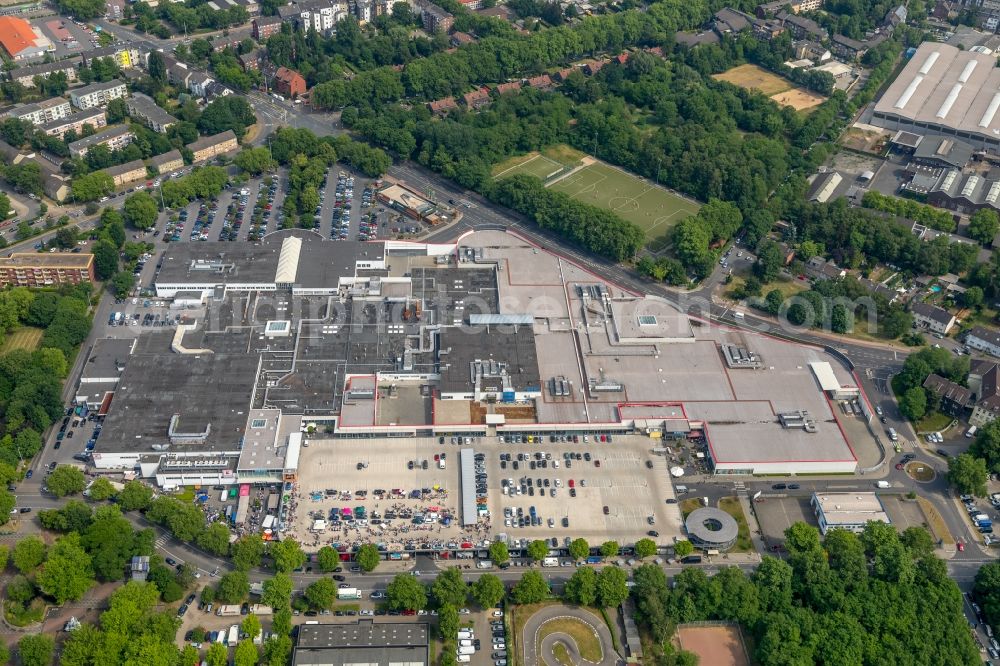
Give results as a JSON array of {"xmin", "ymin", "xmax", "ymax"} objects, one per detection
[
  {"xmin": 293, "ymin": 621, "xmax": 429, "ymax": 666},
  {"xmin": 910, "ymin": 302, "xmax": 954, "ymax": 326},
  {"xmin": 922, "ymin": 373, "xmax": 971, "ymax": 407},
  {"xmin": 437, "ymin": 324, "xmax": 540, "ymax": 395}
]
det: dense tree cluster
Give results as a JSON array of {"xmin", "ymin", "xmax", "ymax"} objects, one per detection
[
  {"xmin": 753, "ymin": 275, "xmax": 913, "ymax": 340},
  {"xmin": 197, "ymin": 96, "xmax": 256, "ymax": 140},
  {"xmin": 633, "ymin": 522, "xmax": 978, "ymax": 665},
  {"xmin": 891, "ymin": 345, "xmax": 969, "ymax": 421},
  {"xmin": 488, "ymin": 174, "xmax": 644, "ymax": 261},
  {"xmin": 861, "ymin": 191, "xmax": 957, "ymax": 233},
  {"xmin": 784, "ymin": 198, "xmax": 979, "ymax": 277},
  {"xmin": 310, "ymin": 0, "xmax": 713, "ymax": 110},
  {"xmin": 160, "ymin": 166, "xmax": 229, "ymax": 209},
  {"xmin": 970, "ymin": 420, "xmax": 1000, "ymax": 476}
]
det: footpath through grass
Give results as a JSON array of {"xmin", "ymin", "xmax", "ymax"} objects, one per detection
[{"xmin": 719, "ymin": 496, "xmax": 754, "ymax": 552}]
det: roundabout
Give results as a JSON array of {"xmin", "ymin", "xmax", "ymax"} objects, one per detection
[{"xmin": 522, "ymin": 606, "xmax": 618, "ymax": 666}]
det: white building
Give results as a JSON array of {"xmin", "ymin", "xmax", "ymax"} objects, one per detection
[
  {"xmin": 69, "ymin": 80, "xmax": 128, "ymax": 110},
  {"xmin": 811, "ymin": 492, "xmax": 891, "ymax": 534},
  {"xmin": 967, "ymin": 326, "xmax": 1000, "ymax": 357},
  {"xmin": 6, "ymin": 97, "xmax": 71, "ymax": 126},
  {"xmin": 910, "ymin": 302, "xmax": 956, "ymax": 335}
]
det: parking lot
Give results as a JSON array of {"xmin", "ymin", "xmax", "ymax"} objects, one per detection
[
  {"xmin": 753, "ymin": 496, "xmax": 815, "ymax": 551},
  {"xmin": 289, "ymin": 435, "xmax": 684, "ymax": 551},
  {"xmin": 33, "ymin": 16, "xmax": 98, "ymax": 60}
]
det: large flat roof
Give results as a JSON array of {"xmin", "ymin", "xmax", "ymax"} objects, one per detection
[
  {"xmin": 874, "ymin": 42, "xmax": 1000, "ymax": 143},
  {"xmin": 0, "ymin": 252, "xmax": 93, "ymax": 269},
  {"xmin": 293, "ymin": 621, "xmax": 428, "ymax": 666},
  {"xmin": 80, "ymin": 337, "xmax": 135, "ymax": 382}
]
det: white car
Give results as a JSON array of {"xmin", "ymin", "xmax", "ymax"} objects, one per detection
[
  {"xmin": 459, "ymin": 608, "xmax": 471, "ymax": 614},
  {"xmin": 493, "ymin": 643, "xmax": 506, "ymax": 651},
  {"xmin": 492, "ymin": 610, "xmax": 504, "ymax": 617}
]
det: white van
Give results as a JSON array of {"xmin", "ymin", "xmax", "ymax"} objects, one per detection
[
  {"xmin": 457, "ymin": 656, "xmax": 471, "ymax": 663},
  {"xmin": 459, "ymin": 640, "xmax": 473, "ymax": 647},
  {"xmin": 967, "ymin": 425, "xmax": 978, "ymax": 438},
  {"xmin": 887, "ymin": 428, "xmax": 898, "ymax": 442},
  {"xmin": 458, "ymin": 646, "xmax": 475, "ymax": 655},
  {"xmin": 876, "ymin": 481, "xmax": 890, "ymax": 489},
  {"xmin": 457, "ymin": 631, "xmax": 474, "ymax": 640}
]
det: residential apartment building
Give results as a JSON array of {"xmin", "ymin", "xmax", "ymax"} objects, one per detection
[
  {"xmin": 418, "ymin": 2, "xmax": 454, "ymax": 32},
  {"xmin": 126, "ymin": 93, "xmax": 177, "ymax": 132},
  {"xmin": 39, "ymin": 107, "xmax": 107, "ymax": 138},
  {"xmin": 970, "ymin": 359, "xmax": 1000, "ymax": 427},
  {"xmin": 206, "ymin": 0, "xmax": 260, "ymax": 15},
  {"xmin": 277, "ymin": 0, "xmax": 350, "ymax": 34},
  {"xmin": 777, "ymin": 11, "xmax": 828, "ymax": 40},
  {"xmin": 910, "ymin": 302, "xmax": 956, "ymax": 335},
  {"xmin": 187, "ymin": 71, "xmax": 215, "ymax": 98},
  {"xmin": 9, "ymin": 58, "xmax": 79, "ymax": 87},
  {"xmin": 756, "ymin": 0, "xmax": 822, "ymax": 17},
  {"xmin": 967, "ymin": 326, "xmax": 1000, "ymax": 358},
  {"xmin": 0, "ymin": 253, "xmax": 94, "ymax": 287},
  {"xmin": 151, "ymin": 149, "xmax": 184, "ymax": 175},
  {"xmin": 6, "ymin": 97, "xmax": 71, "ymax": 126},
  {"xmin": 187, "ymin": 130, "xmax": 238, "ymax": 163},
  {"xmin": 922, "ymin": 374, "xmax": 972, "ymax": 416},
  {"xmin": 69, "ymin": 80, "xmax": 128, "ymax": 110},
  {"xmin": 81, "ymin": 44, "xmax": 146, "ymax": 69},
  {"xmin": 68, "ymin": 125, "xmax": 135, "ymax": 158},
  {"xmin": 274, "ymin": 67, "xmax": 306, "ymax": 98},
  {"xmin": 252, "ymin": 16, "xmax": 282, "ymax": 41},
  {"xmin": 104, "ymin": 159, "xmax": 147, "ymax": 188}
]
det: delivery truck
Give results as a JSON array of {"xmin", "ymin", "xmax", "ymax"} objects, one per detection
[
  {"xmin": 542, "ymin": 557, "xmax": 559, "ymax": 567},
  {"xmin": 227, "ymin": 625, "xmax": 239, "ymax": 646},
  {"xmin": 250, "ymin": 604, "xmax": 273, "ymax": 616},
  {"xmin": 337, "ymin": 587, "xmax": 362, "ymax": 600},
  {"xmin": 216, "ymin": 605, "xmax": 242, "ymax": 617}
]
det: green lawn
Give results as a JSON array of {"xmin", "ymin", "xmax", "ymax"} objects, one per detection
[
  {"xmin": 494, "ymin": 153, "xmax": 566, "ymax": 180},
  {"xmin": 0, "ymin": 327, "xmax": 43, "ymax": 354},
  {"xmin": 916, "ymin": 412, "xmax": 952, "ymax": 433},
  {"xmin": 718, "ymin": 496, "xmax": 754, "ymax": 553},
  {"xmin": 547, "ymin": 162, "xmax": 700, "ymax": 251},
  {"xmin": 537, "ymin": 615, "xmax": 604, "ymax": 663}
]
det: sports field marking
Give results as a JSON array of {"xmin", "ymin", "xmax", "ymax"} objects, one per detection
[{"xmin": 495, "ymin": 153, "xmax": 564, "ymax": 181}]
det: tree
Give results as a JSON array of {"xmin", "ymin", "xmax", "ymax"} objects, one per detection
[
  {"xmin": 206, "ymin": 642, "xmax": 228, "ymax": 666},
  {"xmin": 595, "ymin": 566, "xmax": 629, "ymax": 608},
  {"xmin": 269, "ymin": 539, "xmax": 306, "ymax": 573},
  {"xmin": 0, "ymin": 488, "xmax": 14, "ymax": 525},
  {"xmin": 242, "ymin": 613, "xmax": 262, "ymax": 641},
  {"xmin": 197, "ymin": 522, "xmax": 233, "ymax": 556},
  {"xmin": 92, "ymin": 240, "xmax": 119, "ymax": 281},
  {"xmin": 54, "ymin": 225, "xmax": 78, "ymax": 249},
  {"xmin": 12, "ymin": 535, "xmax": 45, "ymax": 574},
  {"xmin": 564, "ymin": 567, "xmax": 597, "ymax": 606},
  {"xmin": 754, "ymin": 240, "xmax": 785, "ymax": 283},
  {"xmin": 37, "ymin": 532, "xmax": 94, "ymax": 604},
  {"xmin": 235, "ymin": 147, "xmax": 275, "ymax": 175},
  {"xmin": 438, "ymin": 604, "xmax": 459, "ymax": 640},
  {"xmin": 198, "ymin": 96, "xmax": 255, "ymax": 139},
  {"xmin": 122, "ymin": 192, "xmax": 159, "ymax": 230},
  {"xmin": 261, "ymin": 573, "xmax": 293, "ymax": 610},
  {"xmin": 86, "ymin": 477, "xmax": 115, "ymax": 501},
  {"xmin": 71, "ymin": 170, "xmax": 114, "ymax": 202},
  {"xmin": 568, "ymin": 538, "xmax": 589, "ymax": 561},
  {"xmin": 18, "ymin": 634, "xmax": 54, "ymax": 666},
  {"xmin": 488, "ymin": 541, "xmax": 509, "ymax": 565},
  {"xmin": 963, "ymin": 286, "xmax": 985, "ymax": 309},
  {"xmin": 899, "ymin": 386, "xmax": 928, "ymax": 422},
  {"xmin": 674, "ymin": 540, "xmax": 695, "ymax": 558},
  {"xmin": 356, "ymin": 543, "xmax": 380, "ymax": 572},
  {"xmin": 969, "ymin": 208, "xmax": 999, "ymax": 245},
  {"xmin": 635, "ymin": 538, "xmax": 657, "ymax": 559},
  {"xmin": 46, "ymin": 464, "xmax": 86, "ymax": 497},
  {"xmin": 235, "ymin": 640, "xmax": 259, "ymax": 666},
  {"xmin": 433, "ymin": 567, "xmax": 468, "ymax": 607},
  {"xmin": 317, "ymin": 545, "xmax": 340, "ymax": 572},
  {"xmin": 386, "ymin": 573, "xmax": 427, "ymax": 611},
  {"xmin": 231, "ymin": 535, "xmax": 265, "ymax": 571},
  {"xmin": 106, "ymin": 98, "xmax": 127, "ymax": 124},
  {"xmin": 263, "ymin": 635, "xmax": 292, "ymax": 666},
  {"xmin": 471, "ymin": 574, "xmax": 505, "ymax": 609},
  {"xmin": 271, "ymin": 607, "xmax": 292, "ymax": 637},
  {"xmin": 600, "ymin": 541, "xmax": 619, "ymax": 558},
  {"xmin": 527, "ymin": 539, "xmax": 549, "ymax": 562},
  {"xmin": 512, "ymin": 570, "xmax": 549, "ymax": 604},
  {"xmin": 118, "ymin": 480, "xmax": 153, "ymax": 511},
  {"xmin": 305, "ymin": 578, "xmax": 336, "ymax": 610},
  {"xmin": 949, "ymin": 453, "xmax": 989, "ymax": 497},
  {"xmin": 217, "ymin": 570, "xmax": 250, "ymax": 604},
  {"xmin": 148, "ymin": 51, "xmax": 167, "ymax": 84}
]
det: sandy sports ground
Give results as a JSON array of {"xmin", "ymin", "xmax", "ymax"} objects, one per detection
[
  {"xmin": 713, "ymin": 63, "xmax": 791, "ymax": 96},
  {"xmin": 769, "ymin": 87, "xmax": 826, "ymax": 112},
  {"xmin": 676, "ymin": 625, "xmax": 750, "ymax": 666}
]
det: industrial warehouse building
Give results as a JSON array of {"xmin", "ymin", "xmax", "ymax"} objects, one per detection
[
  {"xmin": 90, "ymin": 230, "xmax": 863, "ymax": 487},
  {"xmin": 873, "ymin": 42, "xmax": 1000, "ymax": 153}
]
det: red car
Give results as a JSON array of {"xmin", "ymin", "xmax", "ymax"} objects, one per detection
[
  {"xmin": 895, "ymin": 463, "xmax": 904, "ymax": 470},
  {"xmin": 568, "ymin": 479, "xmax": 575, "ymax": 488},
  {"xmin": 958, "ymin": 542, "xmax": 965, "ymax": 552}
]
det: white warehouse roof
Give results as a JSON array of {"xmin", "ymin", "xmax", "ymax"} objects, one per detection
[{"xmin": 874, "ymin": 42, "xmax": 1000, "ymax": 146}]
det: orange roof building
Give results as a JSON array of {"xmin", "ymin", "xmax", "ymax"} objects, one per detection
[{"xmin": 0, "ymin": 17, "xmax": 51, "ymax": 60}]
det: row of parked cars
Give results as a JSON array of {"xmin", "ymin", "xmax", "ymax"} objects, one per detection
[{"xmin": 330, "ymin": 172, "xmax": 353, "ymax": 240}]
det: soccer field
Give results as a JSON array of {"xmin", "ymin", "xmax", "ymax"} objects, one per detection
[
  {"xmin": 494, "ymin": 153, "xmax": 565, "ymax": 181},
  {"xmin": 0, "ymin": 327, "xmax": 42, "ymax": 354},
  {"xmin": 549, "ymin": 162, "xmax": 700, "ymax": 249}
]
